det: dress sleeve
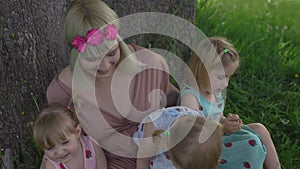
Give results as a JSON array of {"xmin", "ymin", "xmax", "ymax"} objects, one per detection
[
  {"xmin": 178, "ymin": 83, "xmax": 199, "ymax": 102},
  {"xmin": 46, "ymin": 72, "xmax": 72, "ymax": 106},
  {"xmin": 130, "ymin": 45, "xmax": 170, "ymax": 111}
]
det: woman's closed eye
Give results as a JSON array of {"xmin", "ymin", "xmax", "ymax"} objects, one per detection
[
  {"xmin": 86, "ymin": 56, "xmax": 98, "ymax": 62},
  {"xmin": 106, "ymin": 48, "xmax": 117, "ymax": 57}
]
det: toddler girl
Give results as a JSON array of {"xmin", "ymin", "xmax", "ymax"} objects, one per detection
[
  {"xmin": 179, "ymin": 37, "xmax": 280, "ymax": 169},
  {"xmin": 134, "ymin": 106, "xmax": 223, "ymax": 169},
  {"xmin": 33, "ymin": 104, "xmax": 107, "ymax": 169}
]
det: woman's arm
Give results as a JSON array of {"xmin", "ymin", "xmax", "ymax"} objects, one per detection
[
  {"xmin": 46, "ymin": 67, "xmax": 72, "ymax": 105},
  {"xmin": 166, "ymin": 83, "xmax": 179, "ymax": 107},
  {"xmin": 93, "ymin": 142, "xmax": 108, "ymax": 169},
  {"xmin": 136, "ymin": 157, "xmax": 151, "ymax": 169},
  {"xmin": 136, "ymin": 118, "xmax": 156, "ymax": 169}
]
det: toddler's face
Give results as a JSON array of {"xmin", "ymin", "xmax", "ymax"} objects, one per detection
[
  {"xmin": 43, "ymin": 125, "xmax": 81, "ymax": 164},
  {"xmin": 209, "ymin": 61, "xmax": 239, "ymax": 95},
  {"xmin": 44, "ymin": 133, "xmax": 81, "ymax": 164}
]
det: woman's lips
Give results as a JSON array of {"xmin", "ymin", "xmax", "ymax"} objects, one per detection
[{"xmin": 97, "ymin": 69, "xmax": 109, "ymax": 75}]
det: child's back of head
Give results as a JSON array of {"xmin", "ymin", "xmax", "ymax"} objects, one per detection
[{"xmin": 153, "ymin": 115, "xmax": 223, "ymax": 169}]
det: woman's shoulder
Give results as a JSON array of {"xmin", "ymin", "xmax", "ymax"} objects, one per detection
[
  {"xmin": 128, "ymin": 44, "xmax": 168, "ymax": 68},
  {"xmin": 46, "ymin": 66, "xmax": 72, "ymax": 105},
  {"xmin": 47, "ymin": 66, "xmax": 72, "ymax": 88},
  {"xmin": 58, "ymin": 66, "xmax": 72, "ymax": 88}
]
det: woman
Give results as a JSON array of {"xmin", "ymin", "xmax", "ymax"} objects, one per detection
[{"xmin": 46, "ymin": 0, "xmax": 178, "ymax": 168}]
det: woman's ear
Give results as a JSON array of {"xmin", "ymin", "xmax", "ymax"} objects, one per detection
[{"xmin": 75, "ymin": 124, "xmax": 82, "ymax": 137}]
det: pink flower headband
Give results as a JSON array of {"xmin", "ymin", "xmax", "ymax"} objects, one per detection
[{"xmin": 72, "ymin": 24, "xmax": 118, "ymax": 53}]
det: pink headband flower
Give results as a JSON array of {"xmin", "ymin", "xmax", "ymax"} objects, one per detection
[
  {"xmin": 72, "ymin": 36, "xmax": 87, "ymax": 53},
  {"xmin": 105, "ymin": 24, "xmax": 118, "ymax": 40},
  {"xmin": 87, "ymin": 29, "xmax": 104, "ymax": 46},
  {"xmin": 72, "ymin": 24, "xmax": 118, "ymax": 53}
]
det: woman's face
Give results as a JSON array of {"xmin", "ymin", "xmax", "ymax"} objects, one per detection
[{"xmin": 79, "ymin": 44, "xmax": 120, "ymax": 79}]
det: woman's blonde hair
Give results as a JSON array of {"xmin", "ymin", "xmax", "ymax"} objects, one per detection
[
  {"xmin": 33, "ymin": 104, "xmax": 80, "ymax": 150},
  {"xmin": 153, "ymin": 115, "xmax": 223, "ymax": 169},
  {"xmin": 188, "ymin": 37, "xmax": 239, "ymax": 92},
  {"xmin": 64, "ymin": 0, "xmax": 142, "ymax": 73}
]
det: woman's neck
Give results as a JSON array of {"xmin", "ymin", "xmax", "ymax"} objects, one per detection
[
  {"xmin": 95, "ymin": 76, "xmax": 113, "ymax": 88},
  {"xmin": 94, "ymin": 67, "xmax": 118, "ymax": 86}
]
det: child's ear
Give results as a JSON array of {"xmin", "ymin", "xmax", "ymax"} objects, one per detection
[
  {"xmin": 162, "ymin": 141, "xmax": 169, "ymax": 150},
  {"xmin": 75, "ymin": 124, "xmax": 82, "ymax": 137}
]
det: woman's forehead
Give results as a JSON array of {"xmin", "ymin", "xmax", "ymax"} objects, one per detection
[{"xmin": 107, "ymin": 43, "xmax": 118, "ymax": 52}]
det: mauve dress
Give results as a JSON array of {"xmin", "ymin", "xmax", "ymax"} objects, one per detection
[{"xmin": 46, "ymin": 44, "xmax": 170, "ymax": 169}]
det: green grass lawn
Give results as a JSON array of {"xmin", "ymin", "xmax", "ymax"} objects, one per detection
[{"xmin": 196, "ymin": 0, "xmax": 300, "ymax": 168}]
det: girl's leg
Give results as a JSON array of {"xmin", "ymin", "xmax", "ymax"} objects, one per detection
[{"xmin": 247, "ymin": 123, "xmax": 281, "ymax": 169}]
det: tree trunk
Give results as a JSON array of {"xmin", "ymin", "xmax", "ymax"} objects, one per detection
[{"xmin": 0, "ymin": 0, "xmax": 195, "ymax": 167}]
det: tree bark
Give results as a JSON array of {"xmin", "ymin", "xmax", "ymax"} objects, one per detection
[
  {"xmin": 0, "ymin": 0, "xmax": 195, "ymax": 167},
  {"xmin": 1, "ymin": 0, "xmax": 70, "ymax": 167}
]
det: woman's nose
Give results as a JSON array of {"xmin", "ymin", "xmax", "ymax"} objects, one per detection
[{"xmin": 99, "ymin": 57, "xmax": 110, "ymax": 71}]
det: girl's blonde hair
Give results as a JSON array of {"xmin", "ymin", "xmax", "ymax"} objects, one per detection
[
  {"xmin": 64, "ymin": 0, "xmax": 142, "ymax": 73},
  {"xmin": 188, "ymin": 37, "xmax": 239, "ymax": 92},
  {"xmin": 33, "ymin": 104, "xmax": 80, "ymax": 150},
  {"xmin": 153, "ymin": 115, "xmax": 223, "ymax": 169}
]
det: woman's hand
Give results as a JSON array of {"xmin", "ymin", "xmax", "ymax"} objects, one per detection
[{"xmin": 221, "ymin": 113, "xmax": 242, "ymax": 134}]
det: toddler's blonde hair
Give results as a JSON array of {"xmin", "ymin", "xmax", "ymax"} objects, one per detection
[
  {"xmin": 33, "ymin": 104, "xmax": 80, "ymax": 150},
  {"xmin": 153, "ymin": 115, "xmax": 223, "ymax": 169},
  {"xmin": 189, "ymin": 37, "xmax": 239, "ymax": 92}
]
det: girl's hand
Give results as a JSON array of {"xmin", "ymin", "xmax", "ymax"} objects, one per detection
[{"xmin": 222, "ymin": 113, "xmax": 242, "ymax": 134}]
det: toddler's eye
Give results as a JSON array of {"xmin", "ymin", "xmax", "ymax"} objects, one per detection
[
  {"xmin": 62, "ymin": 141, "xmax": 69, "ymax": 145},
  {"xmin": 46, "ymin": 147, "xmax": 53, "ymax": 151},
  {"xmin": 218, "ymin": 76, "xmax": 225, "ymax": 80}
]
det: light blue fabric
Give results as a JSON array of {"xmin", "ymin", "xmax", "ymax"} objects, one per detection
[
  {"xmin": 179, "ymin": 83, "xmax": 266, "ymax": 169},
  {"xmin": 133, "ymin": 106, "xmax": 202, "ymax": 169}
]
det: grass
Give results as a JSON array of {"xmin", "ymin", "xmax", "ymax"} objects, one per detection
[
  {"xmin": 196, "ymin": 0, "xmax": 300, "ymax": 168},
  {"xmin": 13, "ymin": 134, "xmax": 43, "ymax": 169}
]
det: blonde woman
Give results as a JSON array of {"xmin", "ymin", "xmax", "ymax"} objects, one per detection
[{"xmin": 46, "ymin": 0, "xmax": 179, "ymax": 168}]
